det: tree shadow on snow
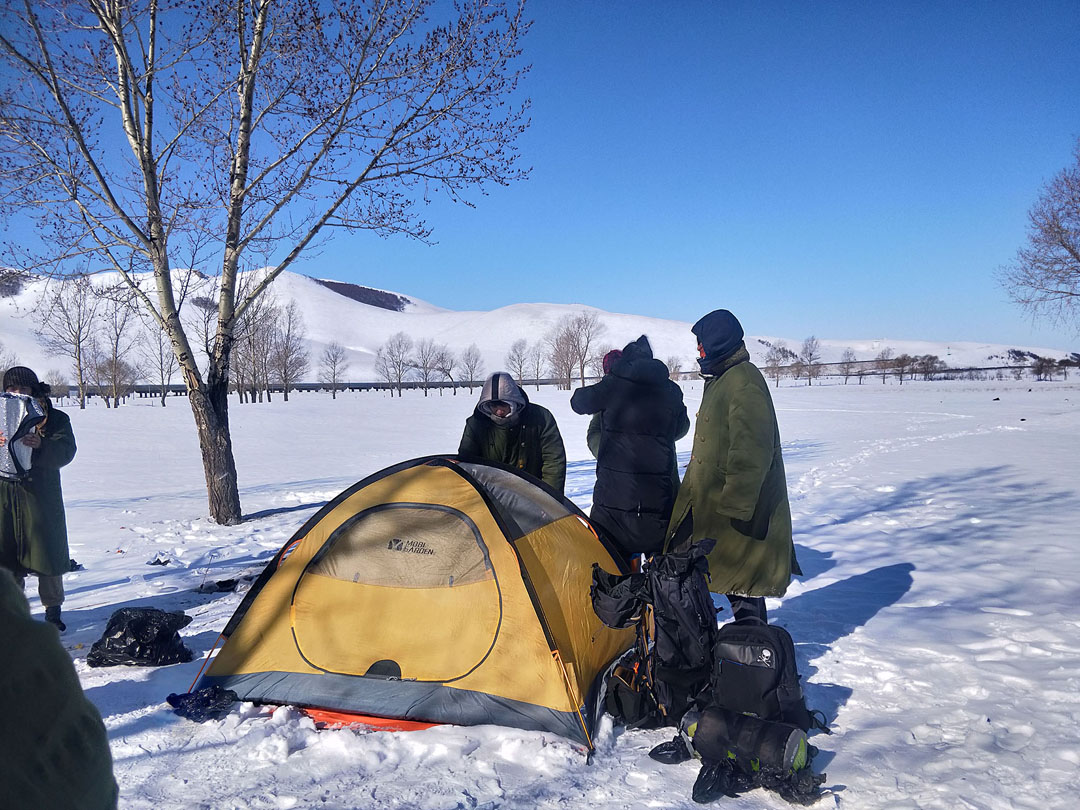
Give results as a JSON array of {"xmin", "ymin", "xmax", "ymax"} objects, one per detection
[{"xmin": 243, "ymin": 500, "xmax": 328, "ymax": 521}]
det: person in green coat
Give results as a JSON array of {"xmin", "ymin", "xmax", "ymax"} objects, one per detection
[
  {"xmin": 0, "ymin": 568, "xmax": 118, "ymax": 810},
  {"xmin": 665, "ymin": 311, "xmax": 798, "ymax": 621},
  {"xmin": 1, "ymin": 366, "xmax": 77, "ymax": 631},
  {"xmin": 458, "ymin": 371, "xmax": 567, "ymax": 494}
]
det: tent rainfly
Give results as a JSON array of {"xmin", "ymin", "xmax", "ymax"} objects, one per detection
[{"xmin": 198, "ymin": 456, "xmax": 634, "ymax": 749}]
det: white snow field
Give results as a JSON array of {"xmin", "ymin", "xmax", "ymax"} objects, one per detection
[{"xmin": 20, "ymin": 378, "xmax": 1080, "ymax": 809}]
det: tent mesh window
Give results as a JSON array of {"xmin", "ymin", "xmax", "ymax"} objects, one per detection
[{"xmin": 308, "ymin": 504, "xmax": 494, "ymax": 588}]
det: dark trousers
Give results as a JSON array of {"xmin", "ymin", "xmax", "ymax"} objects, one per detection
[{"xmin": 726, "ymin": 594, "xmax": 766, "ymax": 623}]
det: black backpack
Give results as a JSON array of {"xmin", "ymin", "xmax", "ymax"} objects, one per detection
[
  {"xmin": 647, "ymin": 541, "xmax": 718, "ymax": 723},
  {"xmin": 591, "ymin": 540, "xmax": 719, "ymax": 727},
  {"xmin": 710, "ymin": 617, "xmax": 826, "ymax": 733}
]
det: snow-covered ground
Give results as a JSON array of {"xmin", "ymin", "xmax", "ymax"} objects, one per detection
[{"xmin": 23, "ymin": 378, "xmax": 1080, "ymax": 809}]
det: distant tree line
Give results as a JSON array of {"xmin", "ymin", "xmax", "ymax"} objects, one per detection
[
  {"xmin": 372, "ymin": 310, "xmax": 692, "ymax": 397},
  {"xmin": 29, "ymin": 273, "xmax": 329, "ymax": 409},
  {"xmin": 755, "ymin": 338, "xmax": 1077, "ymax": 386},
  {"xmin": 14, "ymin": 285, "xmax": 1077, "ymax": 410}
]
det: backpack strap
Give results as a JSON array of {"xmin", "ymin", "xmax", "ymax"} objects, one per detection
[{"xmin": 808, "ymin": 709, "xmax": 832, "ymax": 734}]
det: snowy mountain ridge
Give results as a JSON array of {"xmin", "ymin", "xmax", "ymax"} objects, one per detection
[{"xmin": 0, "ymin": 269, "xmax": 1073, "ymax": 380}]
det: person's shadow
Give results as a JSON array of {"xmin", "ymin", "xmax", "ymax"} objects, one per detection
[{"xmin": 773, "ymin": 562, "xmax": 914, "ymax": 759}]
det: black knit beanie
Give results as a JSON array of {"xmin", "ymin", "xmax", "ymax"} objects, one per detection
[{"xmin": 2, "ymin": 366, "xmax": 39, "ymax": 391}]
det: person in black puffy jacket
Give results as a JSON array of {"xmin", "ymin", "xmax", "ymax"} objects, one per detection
[{"xmin": 571, "ymin": 336, "xmax": 689, "ymax": 560}]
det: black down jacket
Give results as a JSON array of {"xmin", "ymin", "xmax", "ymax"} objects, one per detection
[{"xmin": 571, "ymin": 336, "xmax": 690, "ymax": 557}]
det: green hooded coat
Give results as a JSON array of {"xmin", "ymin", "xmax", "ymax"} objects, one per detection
[
  {"xmin": 458, "ymin": 373, "xmax": 566, "ymax": 494},
  {"xmin": 0, "ymin": 401, "xmax": 77, "ymax": 577},
  {"xmin": 665, "ymin": 360, "xmax": 796, "ymax": 597},
  {"xmin": 0, "ymin": 569, "xmax": 118, "ymax": 809}
]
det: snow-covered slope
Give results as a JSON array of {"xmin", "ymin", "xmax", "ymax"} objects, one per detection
[{"xmin": 1, "ymin": 270, "xmax": 1073, "ymax": 381}]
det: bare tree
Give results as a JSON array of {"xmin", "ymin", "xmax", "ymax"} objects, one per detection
[
  {"xmin": 875, "ymin": 347, "xmax": 895, "ymax": 383},
  {"xmin": 320, "ymin": 342, "xmax": 350, "ymax": 400},
  {"xmin": 1032, "ymin": 356, "xmax": 1057, "ymax": 381},
  {"xmin": 87, "ymin": 345, "xmax": 139, "ymax": 408},
  {"xmin": 838, "ymin": 349, "xmax": 858, "ymax": 384},
  {"xmin": 1000, "ymin": 137, "xmax": 1080, "ymax": 329},
  {"xmin": 763, "ymin": 342, "xmax": 792, "ymax": 388},
  {"xmin": 1060, "ymin": 353, "xmax": 1079, "ymax": 380},
  {"xmin": 35, "ymin": 276, "xmax": 100, "ymax": 408},
  {"xmin": 140, "ymin": 315, "xmax": 180, "ymax": 406},
  {"xmin": 545, "ymin": 318, "xmax": 578, "ymax": 390},
  {"xmin": 799, "ymin": 336, "xmax": 822, "ymax": 386},
  {"xmin": 790, "ymin": 359, "xmax": 805, "ymax": 385},
  {"xmin": 96, "ymin": 286, "xmax": 143, "ymax": 407},
  {"xmin": 587, "ymin": 343, "xmax": 615, "ymax": 379},
  {"xmin": 434, "ymin": 346, "xmax": 458, "ymax": 395},
  {"xmin": 460, "ymin": 344, "xmax": 484, "ymax": 392},
  {"xmin": 664, "ymin": 356, "xmax": 683, "ymax": 381},
  {"xmin": 505, "ymin": 339, "xmax": 529, "ymax": 385},
  {"xmin": 0, "ymin": 340, "xmax": 18, "ymax": 372},
  {"xmin": 376, "ymin": 332, "xmax": 414, "ymax": 397},
  {"xmin": 412, "ymin": 337, "xmax": 442, "ymax": 397},
  {"xmin": 269, "ymin": 302, "xmax": 309, "ymax": 402},
  {"xmin": 0, "ymin": 1, "xmax": 529, "ymax": 523},
  {"xmin": 915, "ymin": 354, "xmax": 943, "ymax": 381},
  {"xmin": 233, "ymin": 290, "xmax": 279, "ymax": 404},
  {"xmin": 44, "ymin": 368, "xmax": 70, "ymax": 404},
  {"xmin": 527, "ymin": 342, "xmax": 546, "ymax": 391},
  {"xmin": 569, "ymin": 311, "xmax": 606, "ymax": 386},
  {"xmin": 893, "ymin": 353, "xmax": 915, "ymax": 385}
]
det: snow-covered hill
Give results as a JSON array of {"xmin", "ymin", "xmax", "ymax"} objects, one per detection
[{"xmin": 1, "ymin": 269, "xmax": 1073, "ymax": 381}]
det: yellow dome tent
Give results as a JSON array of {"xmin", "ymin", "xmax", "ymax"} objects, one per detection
[{"xmin": 198, "ymin": 456, "xmax": 634, "ymax": 749}]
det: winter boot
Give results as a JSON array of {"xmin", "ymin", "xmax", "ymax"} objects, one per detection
[{"xmin": 45, "ymin": 605, "xmax": 66, "ymax": 632}]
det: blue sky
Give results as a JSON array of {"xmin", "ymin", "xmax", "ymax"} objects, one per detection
[
  {"xmin": 4, "ymin": 2, "xmax": 1076, "ymax": 350},
  {"xmin": 302, "ymin": 0, "xmax": 1079, "ymax": 350}
]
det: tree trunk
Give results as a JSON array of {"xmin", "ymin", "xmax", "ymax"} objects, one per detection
[{"xmin": 187, "ymin": 375, "xmax": 242, "ymax": 525}]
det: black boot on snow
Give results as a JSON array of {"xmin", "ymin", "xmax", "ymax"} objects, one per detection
[
  {"xmin": 692, "ymin": 760, "xmax": 738, "ymax": 803},
  {"xmin": 45, "ymin": 606, "xmax": 66, "ymax": 632},
  {"xmin": 649, "ymin": 735, "xmax": 693, "ymax": 764}
]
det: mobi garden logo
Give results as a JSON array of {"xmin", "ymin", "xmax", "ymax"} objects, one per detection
[{"xmin": 386, "ymin": 538, "xmax": 436, "ymax": 556}]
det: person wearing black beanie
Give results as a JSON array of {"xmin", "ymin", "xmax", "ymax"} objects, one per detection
[
  {"xmin": 571, "ymin": 335, "xmax": 689, "ymax": 561},
  {"xmin": 1, "ymin": 366, "xmax": 77, "ymax": 631},
  {"xmin": 664, "ymin": 311, "xmax": 799, "ymax": 622}
]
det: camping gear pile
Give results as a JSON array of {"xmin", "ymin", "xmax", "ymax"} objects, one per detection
[
  {"xmin": 190, "ymin": 456, "xmax": 634, "ymax": 750},
  {"xmin": 591, "ymin": 550, "xmax": 830, "ymax": 805},
  {"xmin": 171, "ymin": 454, "xmax": 827, "ymax": 802}
]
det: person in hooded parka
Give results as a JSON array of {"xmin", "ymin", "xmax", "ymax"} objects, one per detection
[
  {"xmin": 664, "ymin": 310, "xmax": 799, "ymax": 622},
  {"xmin": 571, "ymin": 335, "xmax": 690, "ymax": 560},
  {"xmin": 0, "ymin": 366, "xmax": 77, "ymax": 631},
  {"xmin": 459, "ymin": 371, "xmax": 567, "ymax": 494}
]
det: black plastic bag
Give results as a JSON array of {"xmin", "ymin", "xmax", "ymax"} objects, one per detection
[
  {"xmin": 166, "ymin": 685, "xmax": 238, "ymax": 722},
  {"xmin": 86, "ymin": 607, "xmax": 194, "ymax": 667},
  {"xmin": 590, "ymin": 564, "xmax": 648, "ymax": 629}
]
